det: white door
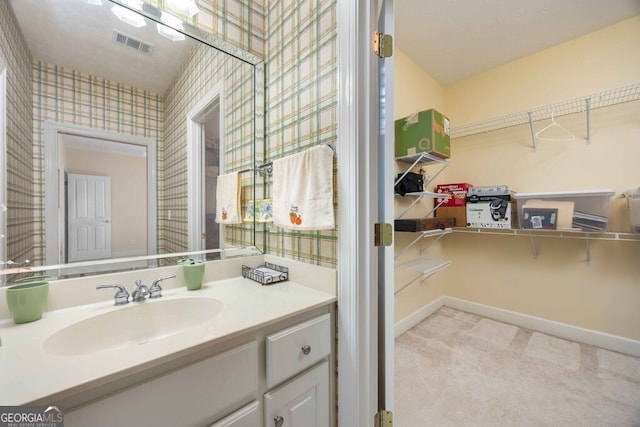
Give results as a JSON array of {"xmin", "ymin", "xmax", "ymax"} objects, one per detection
[
  {"xmin": 263, "ymin": 361, "xmax": 329, "ymax": 427},
  {"xmin": 67, "ymin": 173, "xmax": 112, "ymax": 262}
]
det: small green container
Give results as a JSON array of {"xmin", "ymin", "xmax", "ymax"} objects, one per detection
[
  {"xmin": 6, "ymin": 281, "xmax": 49, "ymax": 324},
  {"xmin": 178, "ymin": 258, "xmax": 205, "ymax": 291},
  {"xmin": 13, "ymin": 275, "xmax": 55, "ymax": 284}
]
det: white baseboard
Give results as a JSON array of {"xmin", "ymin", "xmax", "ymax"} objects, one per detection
[
  {"xmin": 394, "ymin": 296, "xmax": 640, "ymax": 357},
  {"xmin": 443, "ymin": 296, "xmax": 640, "ymax": 358},
  {"xmin": 394, "ymin": 296, "xmax": 444, "ymax": 338}
]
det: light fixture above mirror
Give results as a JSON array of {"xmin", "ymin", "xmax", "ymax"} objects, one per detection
[
  {"xmin": 164, "ymin": 0, "xmax": 199, "ymax": 18},
  {"xmin": 111, "ymin": 4, "xmax": 146, "ymax": 27}
]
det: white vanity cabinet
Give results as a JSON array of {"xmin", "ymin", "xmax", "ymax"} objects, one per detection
[
  {"xmin": 210, "ymin": 401, "xmax": 261, "ymax": 427},
  {"xmin": 65, "ymin": 341, "xmax": 259, "ymax": 427},
  {"xmin": 264, "ymin": 361, "xmax": 329, "ymax": 427},
  {"xmin": 62, "ymin": 307, "xmax": 334, "ymax": 427},
  {"xmin": 263, "ymin": 313, "xmax": 332, "ymax": 427}
]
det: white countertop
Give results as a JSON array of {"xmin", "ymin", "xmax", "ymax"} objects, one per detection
[{"xmin": 0, "ymin": 275, "xmax": 336, "ymax": 405}]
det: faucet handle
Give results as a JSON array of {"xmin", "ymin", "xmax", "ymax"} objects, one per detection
[
  {"xmin": 96, "ymin": 284, "xmax": 129, "ymax": 306},
  {"xmin": 149, "ymin": 275, "xmax": 176, "ymax": 299},
  {"xmin": 132, "ymin": 280, "xmax": 150, "ymax": 302}
]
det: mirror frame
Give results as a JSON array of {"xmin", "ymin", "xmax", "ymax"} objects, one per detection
[
  {"xmin": 0, "ymin": 58, "xmax": 6, "ymax": 275},
  {"xmin": 0, "ymin": 0, "xmax": 266, "ymax": 279}
]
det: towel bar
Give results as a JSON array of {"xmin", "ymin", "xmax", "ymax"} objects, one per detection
[{"xmin": 239, "ymin": 143, "xmax": 335, "ymax": 176}]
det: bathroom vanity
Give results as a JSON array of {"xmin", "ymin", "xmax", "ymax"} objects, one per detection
[{"xmin": 0, "ymin": 255, "xmax": 336, "ymax": 427}]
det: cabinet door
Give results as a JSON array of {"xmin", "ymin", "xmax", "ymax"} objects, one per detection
[
  {"xmin": 210, "ymin": 401, "xmax": 260, "ymax": 427},
  {"xmin": 263, "ymin": 361, "xmax": 328, "ymax": 427}
]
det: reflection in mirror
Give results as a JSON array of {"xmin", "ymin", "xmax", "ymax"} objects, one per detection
[{"xmin": 0, "ymin": 0, "xmax": 264, "ymax": 282}]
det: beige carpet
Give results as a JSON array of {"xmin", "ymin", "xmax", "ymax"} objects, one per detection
[{"xmin": 395, "ymin": 307, "xmax": 640, "ymax": 426}]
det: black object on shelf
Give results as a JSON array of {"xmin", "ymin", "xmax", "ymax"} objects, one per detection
[{"xmin": 242, "ymin": 262, "xmax": 289, "ymax": 285}]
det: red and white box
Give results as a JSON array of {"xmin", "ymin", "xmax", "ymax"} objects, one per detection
[{"xmin": 435, "ymin": 183, "xmax": 472, "ymax": 207}]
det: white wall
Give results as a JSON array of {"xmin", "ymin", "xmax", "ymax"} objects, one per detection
[{"xmin": 65, "ymin": 148, "xmax": 148, "ymax": 255}]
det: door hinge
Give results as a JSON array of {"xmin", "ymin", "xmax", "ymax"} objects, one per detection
[
  {"xmin": 374, "ymin": 223, "xmax": 393, "ymax": 247},
  {"xmin": 373, "ymin": 32, "xmax": 393, "ymax": 58},
  {"xmin": 374, "ymin": 410, "xmax": 393, "ymax": 427}
]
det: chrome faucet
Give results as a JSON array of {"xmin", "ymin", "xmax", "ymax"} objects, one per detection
[
  {"xmin": 96, "ymin": 284, "xmax": 130, "ymax": 306},
  {"xmin": 132, "ymin": 280, "xmax": 150, "ymax": 302},
  {"xmin": 98, "ymin": 276, "xmax": 176, "ymax": 305},
  {"xmin": 149, "ymin": 275, "xmax": 176, "ymax": 299}
]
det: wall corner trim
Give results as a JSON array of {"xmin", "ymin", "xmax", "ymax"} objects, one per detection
[
  {"xmin": 443, "ymin": 297, "xmax": 640, "ymax": 358},
  {"xmin": 395, "ymin": 296, "xmax": 640, "ymax": 357},
  {"xmin": 394, "ymin": 296, "xmax": 445, "ymax": 338}
]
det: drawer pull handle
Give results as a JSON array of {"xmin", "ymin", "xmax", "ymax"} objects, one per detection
[
  {"xmin": 274, "ymin": 415, "xmax": 284, "ymax": 427},
  {"xmin": 301, "ymin": 345, "xmax": 311, "ymax": 355}
]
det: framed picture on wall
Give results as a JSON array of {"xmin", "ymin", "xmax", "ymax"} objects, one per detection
[{"xmin": 522, "ymin": 207, "xmax": 558, "ymax": 229}]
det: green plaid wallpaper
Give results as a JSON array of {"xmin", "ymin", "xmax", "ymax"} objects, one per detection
[
  {"xmin": 161, "ymin": 42, "xmax": 256, "ymax": 254},
  {"xmin": 144, "ymin": 0, "xmax": 265, "ymax": 58},
  {"xmin": 263, "ymin": 0, "xmax": 338, "ymax": 267},
  {"xmin": 31, "ymin": 52, "xmax": 255, "ymax": 259},
  {"xmin": 0, "ymin": 1, "xmax": 35, "ymax": 268},
  {"xmin": 2, "ymin": 0, "xmax": 336, "ymax": 269}
]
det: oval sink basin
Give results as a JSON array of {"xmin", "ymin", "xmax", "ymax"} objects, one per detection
[{"xmin": 43, "ymin": 297, "xmax": 223, "ymax": 356}]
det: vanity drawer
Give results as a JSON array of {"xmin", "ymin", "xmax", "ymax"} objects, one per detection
[{"xmin": 266, "ymin": 313, "xmax": 331, "ymax": 388}]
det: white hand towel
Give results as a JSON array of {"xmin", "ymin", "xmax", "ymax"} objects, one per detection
[
  {"xmin": 215, "ymin": 171, "xmax": 242, "ymax": 224},
  {"xmin": 272, "ymin": 145, "xmax": 334, "ymax": 230}
]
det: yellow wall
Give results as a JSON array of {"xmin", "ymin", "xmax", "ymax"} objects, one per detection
[
  {"xmin": 395, "ymin": 49, "xmax": 446, "ymax": 119},
  {"xmin": 445, "ymin": 16, "xmax": 640, "ymax": 124},
  {"xmin": 395, "ymin": 17, "xmax": 640, "ymax": 339},
  {"xmin": 394, "ymin": 48, "xmax": 448, "ymax": 321}
]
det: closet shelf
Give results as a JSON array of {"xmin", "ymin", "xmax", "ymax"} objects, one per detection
[
  {"xmin": 394, "ymin": 192, "xmax": 449, "ymax": 219},
  {"xmin": 395, "ymin": 152, "xmax": 450, "ymax": 166},
  {"xmin": 395, "ymin": 152, "xmax": 451, "ymax": 219},
  {"xmin": 394, "ymin": 153, "xmax": 452, "ymax": 294},
  {"xmin": 450, "ymin": 82, "xmax": 640, "ymax": 149},
  {"xmin": 452, "ymin": 227, "xmax": 640, "ymax": 265},
  {"xmin": 398, "ymin": 191, "xmax": 445, "ymax": 198},
  {"xmin": 395, "ymin": 228, "xmax": 452, "ymax": 260},
  {"xmin": 395, "ymin": 258, "xmax": 451, "ymax": 295},
  {"xmin": 452, "ymin": 227, "xmax": 640, "ymax": 242}
]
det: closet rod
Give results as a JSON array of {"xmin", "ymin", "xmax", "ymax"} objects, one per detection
[{"xmin": 451, "ymin": 82, "xmax": 640, "ymax": 140}]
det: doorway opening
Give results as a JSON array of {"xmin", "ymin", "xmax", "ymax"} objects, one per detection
[
  {"xmin": 44, "ymin": 122, "xmax": 157, "ymax": 271},
  {"xmin": 187, "ymin": 83, "xmax": 224, "ymax": 259},
  {"xmin": 203, "ymin": 104, "xmax": 221, "ymax": 260}
]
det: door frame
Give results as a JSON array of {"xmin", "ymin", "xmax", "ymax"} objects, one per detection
[
  {"xmin": 336, "ymin": 0, "xmax": 394, "ymax": 424},
  {"xmin": 44, "ymin": 121, "xmax": 157, "ymax": 266},
  {"xmin": 186, "ymin": 82, "xmax": 225, "ymax": 254},
  {"xmin": 377, "ymin": 0, "xmax": 395, "ymax": 414}
]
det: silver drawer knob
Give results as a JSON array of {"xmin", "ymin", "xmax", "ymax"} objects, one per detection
[
  {"xmin": 301, "ymin": 345, "xmax": 311, "ymax": 355},
  {"xmin": 274, "ymin": 415, "xmax": 284, "ymax": 427}
]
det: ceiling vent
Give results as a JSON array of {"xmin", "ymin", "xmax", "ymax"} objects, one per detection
[{"xmin": 112, "ymin": 30, "xmax": 154, "ymax": 54}]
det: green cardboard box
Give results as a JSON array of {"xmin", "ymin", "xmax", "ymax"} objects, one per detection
[{"xmin": 395, "ymin": 109, "xmax": 450, "ymax": 159}]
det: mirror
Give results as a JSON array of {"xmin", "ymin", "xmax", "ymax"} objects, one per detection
[{"xmin": 0, "ymin": 0, "xmax": 264, "ymax": 281}]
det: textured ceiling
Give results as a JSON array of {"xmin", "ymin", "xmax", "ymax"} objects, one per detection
[
  {"xmin": 10, "ymin": 0, "xmax": 195, "ymax": 95},
  {"xmin": 395, "ymin": 0, "xmax": 640, "ymax": 85}
]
